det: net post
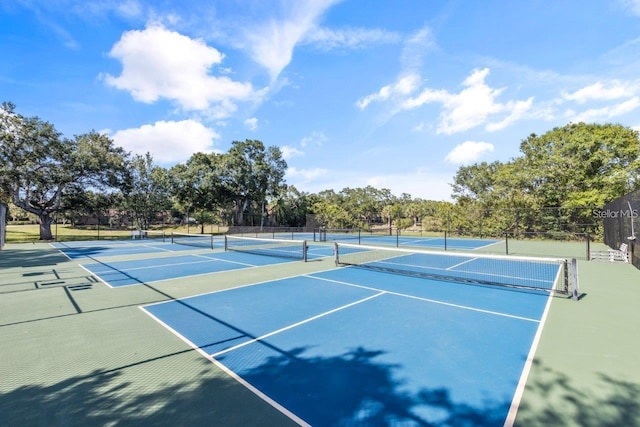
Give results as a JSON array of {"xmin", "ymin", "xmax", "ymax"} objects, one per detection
[
  {"xmin": 171, "ymin": 232, "xmax": 175, "ymax": 244},
  {"xmin": 444, "ymin": 230, "xmax": 447, "ymax": 251},
  {"xmin": 358, "ymin": 229, "xmax": 362, "ymax": 245},
  {"xmin": 571, "ymin": 258, "xmax": 579, "ymax": 301},
  {"xmin": 224, "ymin": 235, "xmax": 229, "ymax": 251},
  {"xmin": 303, "ymin": 240, "xmax": 308, "ymax": 262},
  {"xmin": 334, "ymin": 242, "xmax": 339, "ymax": 266},
  {"xmin": 209, "ymin": 234, "xmax": 214, "ymax": 249},
  {"xmin": 396, "ymin": 228, "xmax": 400, "ymax": 248}
]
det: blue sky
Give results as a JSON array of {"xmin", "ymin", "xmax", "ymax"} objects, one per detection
[{"xmin": 2, "ymin": 0, "xmax": 640, "ymax": 200}]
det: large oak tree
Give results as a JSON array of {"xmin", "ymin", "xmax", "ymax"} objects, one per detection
[{"xmin": 0, "ymin": 102, "xmax": 129, "ymax": 240}]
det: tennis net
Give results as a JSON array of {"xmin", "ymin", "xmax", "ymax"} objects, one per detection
[
  {"xmin": 139, "ymin": 230, "xmax": 166, "ymax": 242},
  {"xmin": 316, "ymin": 228, "xmax": 391, "ymax": 243},
  {"xmin": 171, "ymin": 232, "xmax": 214, "ymax": 249},
  {"xmin": 225, "ymin": 235, "xmax": 308, "ymax": 261},
  {"xmin": 334, "ymin": 242, "xmax": 574, "ymax": 294}
]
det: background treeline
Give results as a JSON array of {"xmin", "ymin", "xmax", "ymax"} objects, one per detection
[{"xmin": 2, "ymin": 101, "xmax": 640, "ymax": 240}]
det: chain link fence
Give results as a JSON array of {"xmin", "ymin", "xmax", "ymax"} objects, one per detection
[{"xmin": 602, "ymin": 188, "xmax": 640, "ymax": 268}]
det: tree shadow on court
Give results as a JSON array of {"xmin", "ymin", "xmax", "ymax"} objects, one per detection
[
  {"xmin": 515, "ymin": 360, "xmax": 640, "ymax": 427},
  {"xmin": 0, "ymin": 349, "xmax": 296, "ymax": 426},
  {"xmin": 0, "ymin": 247, "xmax": 69, "ymax": 268},
  {"xmin": 221, "ymin": 345, "xmax": 510, "ymax": 426},
  {"xmin": 1, "ymin": 348, "xmax": 639, "ymax": 426}
]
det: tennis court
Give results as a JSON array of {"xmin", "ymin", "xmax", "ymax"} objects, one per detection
[
  {"xmin": 3, "ymin": 237, "xmax": 639, "ymax": 426},
  {"xmin": 142, "ymin": 243, "xmax": 566, "ymax": 426},
  {"xmin": 313, "ymin": 230, "xmax": 500, "ymax": 250},
  {"xmin": 82, "ymin": 244, "xmax": 334, "ymax": 288},
  {"xmin": 52, "ymin": 233, "xmax": 223, "ymax": 259}
]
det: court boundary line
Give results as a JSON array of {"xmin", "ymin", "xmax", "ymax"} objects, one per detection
[
  {"xmin": 503, "ymin": 291, "xmax": 554, "ymax": 426},
  {"xmin": 80, "ymin": 256, "xmax": 263, "ymax": 289},
  {"xmin": 139, "ymin": 271, "xmax": 547, "ymax": 425},
  {"xmin": 139, "ymin": 305, "xmax": 311, "ymax": 427},
  {"xmin": 51, "ymin": 241, "xmax": 187, "ymax": 260},
  {"xmin": 307, "ymin": 274, "xmax": 541, "ymax": 323}
]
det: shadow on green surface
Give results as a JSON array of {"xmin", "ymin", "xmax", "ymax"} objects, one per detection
[
  {"xmin": 3, "ymin": 349, "xmax": 638, "ymax": 426},
  {"xmin": 0, "ymin": 247, "xmax": 68, "ymax": 268},
  {"xmin": 516, "ymin": 360, "xmax": 640, "ymax": 426},
  {"xmin": 0, "ymin": 344, "xmax": 510, "ymax": 426}
]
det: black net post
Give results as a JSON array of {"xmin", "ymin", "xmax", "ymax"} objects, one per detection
[
  {"xmin": 586, "ymin": 233, "xmax": 591, "ymax": 260},
  {"xmin": 505, "ymin": 230, "xmax": 509, "ymax": 255}
]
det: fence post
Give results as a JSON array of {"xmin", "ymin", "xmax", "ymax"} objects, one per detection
[
  {"xmin": 586, "ymin": 233, "xmax": 591, "ymax": 260},
  {"xmin": 505, "ymin": 230, "xmax": 509, "ymax": 255}
]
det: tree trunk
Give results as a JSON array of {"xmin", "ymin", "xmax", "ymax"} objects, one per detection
[{"xmin": 39, "ymin": 213, "xmax": 54, "ymax": 240}]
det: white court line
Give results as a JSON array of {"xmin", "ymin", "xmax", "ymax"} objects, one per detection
[
  {"xmin": 307, "ymin": 274, "xmax": 541, "ymax": 323},
  {"xmin": 446, "ymin": 257, "xmax": 479, "ymax": 270},
  {"xmin": 503, "ymin": 291, "xmax": 554, "ymax": 427},
  {"xmin": 209, "ymin": 291, "xmax": 386, "ymax": 358},
  {"xmin": 194, "ymin": 253, "xmax": 257, "ymax": 267},
  {"xmin": 139, "ymin": 305, "xmax": 311, "ymax": 426}
]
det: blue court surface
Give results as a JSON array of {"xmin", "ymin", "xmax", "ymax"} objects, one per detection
[
  {"xmin": 80, "ymin": 245, "xmax": 335, "ymax": 287},
  {"xmin": 142, "ymin": 262, "xmax": 555, "ymax": 425}
]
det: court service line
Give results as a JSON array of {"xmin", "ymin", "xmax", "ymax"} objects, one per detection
[
  {"xmin": 446, "ymin": 257, "xmax": 479, "ymax": 270},
  {"xmin": 193, "ymin": 254, "xmax": 257, "ymax": 267},
  {"xmin": 307, "ymin": 274, "xmax": 541, "ymax": 323},
  {"xmin": 209, "ymin": 291, "xmax": 387, "ymax": 359}
]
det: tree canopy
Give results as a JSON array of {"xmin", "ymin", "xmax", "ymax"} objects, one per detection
[
  {"xmin": 4, "ymin": 101, "xmax": 640, "ymax": 240},
  {"xmin": 451, "ymin": 122, "xmax": 640, "ymax": 234},
  {"xmin": 0, "ymin": 102, "xmax": 129, "ymax": 239}
]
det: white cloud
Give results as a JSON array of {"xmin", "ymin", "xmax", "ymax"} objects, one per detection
[
  {"xmin": 621, "ymin": 0, "xmax": 640, "ymax": 15},
  {"xmin": 563, "ymin": 80, "xmax": 635, "ymax": 104},
  {"xmin": 286, "ymin": 166, "xmax": 328, "ymax": 183},
  {"xmin": 110, "ymin": 119, "xmax": 220, "ymax": 164},
  {"xmin": 445, "ymin": 141, "xmax": 495, "ymax": 165},
  {"xmin": 243, "ymin": 0, "xmax": 342, "ymax": 80},
  {"xmin": 402, "ymin": 68, "xmax": 532, "ymax": 134},
  {"xmin": 244, "ymin": 117, "xmax": 258, "ymax": 130},
  {"xmin": 400, "ymin": 26, "xmax": 436, "ymax": 72},
  {"xmin": 303, "ymin": 27, "xmax": 400, "ymax": 50},
  {"xmin": 568, "ymin": 97, "xmax": 640, "ymax": 122},
  {"xmin": 103, "ymin": 25, "xmax": 254, "ymax": 114},
  {"xmin": 486, "ymin": 98, "xmax": 534, "ymax": 131},
  {"xmin": 357, "ymin": 74, "xmax": 420, "ymax": 109},
  {"xmin": 300, "ymin": 130, "xmax": 328, "ymax": 147},
  {"xmin": 281, "ymin": 145, "xmax": 304, "ymax": 160}
]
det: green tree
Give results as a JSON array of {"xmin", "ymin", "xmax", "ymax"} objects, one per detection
[
  {"xmin": 0, "ymin": 103, "xmax": 128, "ymax": 240},
  {"xmin": 224, "ymin": 140, "xmax": 287, "ymax": 226},
  {"xmin": 450, "ymin": 123, "xmax": 640, "ymax": 235},
  {"xmin": 170, "ymin": 152, "xmax": 231, "ymax": 232},
  {"xmin": 122, "ymin": 153, "xmax": 173, "ymax": 230}
]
